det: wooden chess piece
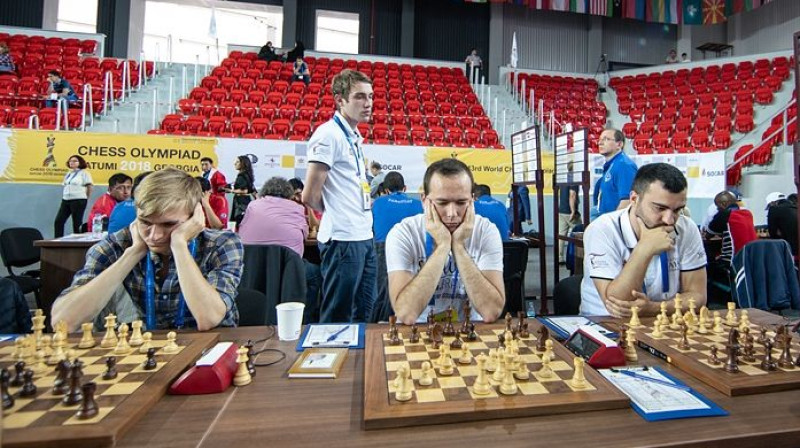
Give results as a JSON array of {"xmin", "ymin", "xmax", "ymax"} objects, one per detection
[
  {"xmin": 100, "ymin": 314, "xmax": 118, "ymax": 349},
  {"xmin": 409, "ymin": 325, "xmax": 420, "ymax": 343},
  {"xmin": 775, "ymin": 325, "xmax": 787, "ymax": 349},
  {"xmin": 674, "ymin": 294, "xmax": 683, "ymax": 315},
  {"xmin": 233, "ymin": 346, "xmax": 252, "ymax": 386},
  {"xmin": 505, "ymin": 312, "xmax": 513, "ymax": 334},
  {"xmin": 450, "ymin": 331, "xmax": 463, "ymax": 349},
  {"xmin": 388, "ymin": 315, "xmax": 400, "ymax": 345},
  {"xmin": 245, "ymin": 340, "xmax": 257, "ymax": 377},
  {"xmin": 439, "ymin": 346, "xmax": 455, "ymax": 375},
  {"xmin": 76, "ymin": 382, "xmax": 99, "ymax": 420},
  {"xmin": 138, "ymin": 332, "xmax": 153, "ymax": 354},
  {"xmin": 761, "ymin": 339, "xmax": 778, "ymax": 371},
  {"xmin": 571, "ymin": 357, "xmax": 588, "ymax": 389},
  {"xmin": 659, "ymin": 301, "xmax": 669, "ymax": 325},
  {"xmin": 1, "ymin": 368, "xmax": 13, "ymax": 409},
  {"xmin": 617, "ymin": 324, "xmax": 628, "ymax": 350},
  {"xmin": 103, "ymin": 356, "xmax": 118, "ymax": 380},
  {"xmin": 629, "ymin": 305, "xmax": 642, "ymax": 328},
  {"xmin": 32, "ymin": 350, "xmax": 47, "ymax": 375},
  {"xmin": 19, "ymin": 370, "xmax": 37, "ymax": 397},
  {"xmin": 485, "ymin": 348, "xmax": 498, "ymax": 372},
  {"xmin": 62, "ymin": 360, "xmax": 85, "ymax": 406},
  {"xmin": 143, "ymin": 348, "xmax": 158, "ymax": 370},
  {"xmin": 466, "ymin": 322, "xmax": 478, "ymax": 341},
  {"xmin": 491, "ymin": 350, "xmax": 507, "ymax": 382},
  {"xmin": 78, "ymin": 322, "xmax": 96, "ymax": 349},
  {"xmin": 394, "ymin": 365, "xmax": 412, "ymax": 401},
  {"xmin": 418, "ymin": 361, "xmax": 434, "ymax": 386},
  {"xmin": 725, "ymin": 302, "xmax": 738, "ymax": 326},
  {"xmin": 458, "ymin": 343, "xmax": 472, "ymax": 364},
  {"xmin": 757, "ymin": 327, "xmax": 769, "ymax": 345},
  {"xmin": 12, "ymin": 337, "xmax": 24, "ymax": 362},
  {"xmin": 52, "ymin": 359, "xmax": 70, "ymax": 395},
  {"xmin": 536, "ymin": 326, "xmax": 549, "ymax": 352},
  {"xmin": 10, "ymin": 361, "xmax": 25, "ymax": 387},
  {"xmin": 723, "ymin": 329, "xmax": 741, "ymax": 373},
  {"xmin": 652, "ymin": 316, "xmax": 664, "ymax": 338},
  {"xmin": 497, "ymin": 331, "xmax": 506, "ymax": 350},
  {"xmin": 678, "ymin": 322, "xmax": 691, "ymax": 350},
  {"xmin": 708, "ymin": 345, "xmax": 722, "ymax": 365},
  {"xmin": 430, "ymin": 323, "xmax": 443, "ymax": 349},
  {"xmin": 514, "ymin": 354, "xmax": 531, "ymax": 380},
  {"xmin": 538, "ymin": 355, "xmax": 554, "ymax": 379},
  {"xmin": 499, "ymin": 353, "xmax": 518, "ymax": 395},
  {"xmin": 688, "ymin": 297, "xmax": 697, "ymax": 321},
  {"xmin": 113, "ymin": 323, "xmax": 132, "ymax": 355},
  {"xmin": 624, "ymin": 328, "xmax": 638, "ymax": 362},
  {"xmin": 442, "ymin": 306, "xmax": 456, "ymax": 336},
  {"xmin": 544, "ymin": 339, "xmax": 556, "ymax": 361},
  {"xmin": 472, "ymin": 354, "xmax": 491, "ymax": 395},
  {"xmin": 778, "ymin": 334, "xmax": 795, "ymax": 369},
  {"xmin": 460, "ymin": 302, "xmax": 472, "ymax": 335},
  {"xmin": 40, "ymin": 334, "xmax": 53, "ymax": 361},
  {"xmin": 712, "ymin": 312, "xmax": 724, "ymax": 334},
  {"xmin": 129, "ymin": 320, "xmax": 144, "ymax": 347}
]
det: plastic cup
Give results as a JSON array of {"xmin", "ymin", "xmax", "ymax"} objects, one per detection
[{"xmin": 276, "ymin": 302, "xmax": 305, "ymax": 341}]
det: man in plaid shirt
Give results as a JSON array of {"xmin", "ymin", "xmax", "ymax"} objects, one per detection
[{"xmin": 53, "ymin": 168, "xmax": 243, "ymax": 332}]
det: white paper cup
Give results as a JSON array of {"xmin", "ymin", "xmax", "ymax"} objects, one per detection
[{"xmin": 276, "ymin": 302, "xmax": 305, "ymax": 341}]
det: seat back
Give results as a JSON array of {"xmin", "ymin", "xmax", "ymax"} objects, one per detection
[
  {"xmin": 553, "ymin": 275, "xmax": 582, "ymax": 315},
  {"xmin": 238, "ymin": 244, "xmax": 308, "ymax": 325},
  {"xmin": 728, "ymin": 209, "xmax": 757, "ymax": 256},
  {"xmin": 234, "ymin": 288, "xmax": 270, "ymax": 327},
  {"xmin": 0, "ymin": 227, "xmax": 42, "ymax": 273},
  {"xmin": 732, "ymin": 240, "xmax": 800, "ymax": 311},
  {"xmin": 502, "ymin": 240, "xmax": 529, "ymax": 314}
]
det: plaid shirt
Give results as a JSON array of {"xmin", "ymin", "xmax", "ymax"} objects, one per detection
[
  {"xmin": 60, "ymin": 228, "xmax": 243, "ymax": 329},
  {"xmin": 0, "ymin": 53, "xmax": 15, "ymax": 72}
]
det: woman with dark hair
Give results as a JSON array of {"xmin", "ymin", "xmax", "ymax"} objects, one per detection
[
  {"xmin": 226, "ymin": 155, "xmax": 256, "ymax": 228},
  {"xmin": 54, "ymin": 154, "xmax": 93, "ymax": 237}
]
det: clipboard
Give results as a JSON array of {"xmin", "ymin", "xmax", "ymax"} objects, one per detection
[{"xmin": 295, "ymin": 323, "xmax": 365, "ymax": 352}]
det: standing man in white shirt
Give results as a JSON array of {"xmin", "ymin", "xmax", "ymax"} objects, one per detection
[
  {"xmin": 580, "ymin": 163, "xmax": 707, "ymax": 317},
  {"xmin": 303, "ymin": 69, "xmax": 377, "ymax": 323}
]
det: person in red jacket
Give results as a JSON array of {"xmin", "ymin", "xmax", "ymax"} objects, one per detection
[
  {"xmin": 87, "ymin": 173, "xmax": 132, "ymax": 231},
  {"xmin": 200, "ymin": 157, "xmax": 227, "ymax": 202}
]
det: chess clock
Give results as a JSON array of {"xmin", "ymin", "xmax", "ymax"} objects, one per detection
[{"xmin": 565, "ymin": 325, "xmax": 626, "ymax": 369}]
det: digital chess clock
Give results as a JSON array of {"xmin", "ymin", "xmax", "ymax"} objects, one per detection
[{"xmin": 565, "ymin": 325, "xmax": 626, "ymax": 369}]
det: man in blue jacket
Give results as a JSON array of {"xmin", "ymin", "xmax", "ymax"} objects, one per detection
[
  {"xmin": 372, "ymin": 172, "xmax": 423, "ymax": 243},
  {"xmin": 591, "ymin": 128, "xmax": 638, "ymax": 220},
  {"xmin": 475, "ymin": 184, "xmax": 510, "ymax": 240}
]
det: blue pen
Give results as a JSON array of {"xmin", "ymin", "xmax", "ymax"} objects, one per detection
[
  {"xmin": 614, "ymin": 369, "xmax": 691, "ymax": 391},
  {"xmin": 326, "ymin": 325, "xmax": 351, "ymax": 342}
]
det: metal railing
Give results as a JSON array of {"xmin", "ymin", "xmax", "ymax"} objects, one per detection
[{"xmin": 728, "ymin": 97, "xmax": 797, "ymax": 169}]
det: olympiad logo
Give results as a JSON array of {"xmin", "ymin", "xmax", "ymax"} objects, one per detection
[{"xmin": 42, "ymin": 135, "xmax": 57, "ymax": 167}]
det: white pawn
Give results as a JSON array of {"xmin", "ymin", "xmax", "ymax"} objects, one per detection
[
  {"xmin": 101, "ymin": 314, "xmax": 118, "ymax": 348},
  {"xmin": 629, "ymin": 305, "xmax": 642, "ymax": 328},
  {"xmin": 514, "ymin": 356, "xmax": 530, "ymax": 380},
  {"xmin": 712, "ymin": 311, "xmax": 725, "ymax": 334},
  {"xmin": 688, "ymin": 297, "xmax": 697, "ymax": 321},
  {"xmin": 113, "ymin": 323, "xmax": 132, "ymax": 355},
  {"xmin": 418, "ymin": 361, "xmax": 434, "ymax": 386},
  {"xmin": 32, "ymin": 350, "xmax": 48, "ymax": 375},
  {"xmin": 738, "ymin": 310, "xmax": 750, "ymax": 332},
  {"xmin": 652, "ymin": 315, "xmax": 664, "ymax": 338},
  {"xmin": 499, "ymin": 353, "xmax": 518, "ymax": 395},
  {"xmin": 472, "ymin": 354, "xmax": 492, "ymax": 395},
  {"xmin": 78, "ymin": 322, "xmax": 96, "ymax": 349},
  {"xmin": 659, "ymin": 302, "xmax": 669, "ymax": 325},
  {"xmin": 439, "ymin": 346, "xmax": 454, "ymax": 376},
  {"xmin": 233, "ymin": 346, "xmax": 252, "ymax": 386},
  {"xmin": 725, "ymin": 302, "xmax": 738, "ymax": 326},
  {"xmin": 138, "ymin": 332, "xmax": 153, "ymax": 354},
  {"xmin": 458, "ymin": 343, "xmax": 472, "ymax": 364},
  {"xmin": 538, "ymin": 355, "xmax": 553, "ymax": 379},
  {"xmin": 41, "ymin": 335, "xmax": 55, "ymax": 365},
  {"xmin": 129, "ymin": 320, "xmax": 144, "ymax": 347},
  {"xmin": 492, "ymin": 350, "xmax": 506, "ymax": 382},
  {"xmin": 571, "ymin": 357, "xmax": 588, "ymax": 389},
  {"xmin": 162, "ymin": 331, "xmax": 180, "ymax": 354},
  {"xmin": 50, "ymin": 332, "xmax": 67, "ymax": 363},
  {"xmin": 543, "ymin": 340, "xmax": 555, "ymax": 361},
  {"xmin": 485, "ymin": 348, "xmax": 498, "ymax": 372},
  {"xmin": 13, "ymin": 337, "xmax": 25, "ymax": 362},
  {"xmin": 624, "ymin": 328, "xmax": 638, "ymax": 362},
  {"xmin": 700, "ymin": 306, "xmax": 711, "ymax": 327}
]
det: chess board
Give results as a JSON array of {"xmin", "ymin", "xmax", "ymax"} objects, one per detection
[
  {"xmin": 0, "ymin": 332, "xmax": 218, "ymax": 448},
  {"xmin": 636, "ymin": 318, "xmax": 800, "ymax": 396},
  {"xmin": 363, "ymin": 321, "xmax": 629, "ymax": 430}
]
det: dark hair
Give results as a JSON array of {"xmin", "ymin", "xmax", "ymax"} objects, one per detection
[
  {"xmin": 66, "ymin": 154, "xmax": 88, "ymax": 169},
  {"xmin": 200, "ymin": 157, "xmax": 214, "ymax": 165},
  {"xmin": 237, "ymin": 155, "xmax": 255, "ymax": 192},
  {"xmin": 632, "ymin": 163, "xmax": 687, "ymax": 195},
  {"xmin": 473, "ymin": 184, "xmax": 491, "ymax": 197},
  {"xmin": 370, "ymin": 161, "xmax": 382, "ymax": 171},
  {"xmin": 288, "ymin": 177, "xmax": 304, "ymax": 191},
  {"xmin": 108, "ymin": 173, "xmax": 132, "ymax": 188},
  {"xmin": 131, "ymin": 171, "xmax": 152, "ymax": 198},
  {"xmin": 195, "ymin": 176, "xmax": 211, "ymax": 192},
  {"xmin": 382, "ymin": 171, "xmax": 405, "ymax": 193},
  {"xmin": 48, "ymin": 70, "xmax": 61, "ymax": 78},
  {"xmin": 423, "ymin": 158, "xmax": 474, "ymax": 195},
  {"xmin": 604, "ymin": 128, "xmax": 624, "ymax": 145},
  {"xmin": 788, "ymin": 193, "xmax": 797, "ymax": 205}
]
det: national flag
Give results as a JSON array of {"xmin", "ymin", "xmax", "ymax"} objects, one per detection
[
  {"xmin": 667, "ymin": 0, "xmax": 681, "ymax": 24},
  {"xmin": 611, "ymin": 0, "xmax": 623, "ymax": 17},
  {"xmin": 648, "ymin": 0, "xmax": 666, "ymax": 23},
  {"xmin": 702, "ymin": 0, "xmax": 726, "ymax": 24},
  {"xmin": 570, "ymin": 0, "xmax": 587, "ymax": 12},
  {"xmin": 683, "ymin": 0, "xmax": 702, "ymax": 23},
  {"xmin": 208, "ymin": 7, "xmax": 217, "ymax": 38},
  {"xmin": 551, "ymin": 0, "xmax": 570, "ymax": 11},
  {"xmin": 590, "ymin": 0, "xmax": 607, "ymax": 15},
  {"xmin": 510, "ymin": 32, "xmax": 518, "ymax": 68}
]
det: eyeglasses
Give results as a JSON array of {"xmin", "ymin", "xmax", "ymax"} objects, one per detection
[{"xmin": 599, "ymin": 137, "xmax": 616, "ymax": 142}]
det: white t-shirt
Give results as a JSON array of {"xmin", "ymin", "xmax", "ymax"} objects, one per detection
[
  {"xmin": 580, "ymin": 207, "xmax": 707, "ymax": 316},
  {"xmin": 386, "ymin": 214, "xmax": 503, "ymax": 322},
  {"xmin": 62, "ymin": 169, "xmax": 93, "ymax": 200},
  {"xmin": 307, "ymin": 112, "xmax": 373, "ymax": 243}
]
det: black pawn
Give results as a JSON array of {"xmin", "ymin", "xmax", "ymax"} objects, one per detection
[
  {"xmin": 1, "ymin": 368, "xmax": 14, "ymax": 410},
  {"xmin": 62, "ymin": 360, "xmax": 84, "ymax": 406},
  {"xmin": 52, "ymin": 360, "xmax": 70, "ymax": 396},
  {"xmin": 245, "ymin": 340, "xmax": 256, "ymax": 377},
  {"xmin": 76, "ymin": 382, "xmax": 99, "ymax": 420},
  {"xmin": 10, "ymin": 361, "xmax": 25, "ymax": 387},
  {"xmin": 143, "ymin": 347, "xmax": 157, "ymax": 370},
  {"xmin": 19, "ymin": 370, "xmax": 37, "ymax": 397},
  {"xmin": 103, "ymin": 356, "xmax": 118, "ymax": 380}
]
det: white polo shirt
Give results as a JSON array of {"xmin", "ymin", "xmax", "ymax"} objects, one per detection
[
  {"xmin": 307, "ymin": 112, "xmax": 373, "ymax": 243},
  {"xmin": 386, "ymin": 214, "xmax": 503, "ymax": 322},
  {"xmin": 580, "ymin": 207, "xmax": 706, "ymax": 316},
  {"xmin": 62, "ymin": 169, "xmax": 93, "ymax": 200}
]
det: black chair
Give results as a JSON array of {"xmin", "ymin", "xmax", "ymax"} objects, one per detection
[
  {"xmin": 0, "ymin": 227, "xmax": 43, "ymax": 309},
  {"xmin": 553, "ymin": 275, "xmax": 582, "ymax": 315},
  {"xmin": 234, "ymin": 288, "xmax": 270, "ymax": 326},
  {"xmin": 502, "ymin": 240, "xmax": 529, "ymax": 315},
  {"xmin": 238, "ymin": 244, "xmax": 308, "ymax": 325}
]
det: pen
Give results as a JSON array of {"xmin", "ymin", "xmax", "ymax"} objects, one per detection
[
  {"xmin": 613, "ymin": 369, "xmax": 691, "ymax": 391},
  {"xmin": 326, "ymin": 325, "xmax": 351, "ymax": 342}
]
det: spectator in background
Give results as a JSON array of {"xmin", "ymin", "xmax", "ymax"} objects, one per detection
[
  {"xmin": 767, "ymin": 192, "xmax": 797, "ymax": 255},
  {"xmin": 257, "ymin": 41, "xmax": 279, "ymax": 62},
  {"xmin": 225, "ymin": 156, "xmax": 256, "ymax": 229},
  {"xmin": 54, "ymin": 155, "xmax": 93, "ymax": 238},
  {"xmin": 0, "ymin": 278, "xmax": 32, "ymax": 334},
  {"xmin": 289, "ymin": 177, "xmax": 321, "ymax": 234},
  {"xmin": 292, "ymin": 56, "xmax": 311, "ymax": 86},
  {"xmin": 464, "ymin": 48, "xmax": 482, "ymax": 81},
  {"xmin": 474, "ymin": 184, "xmax": 510, "ymax": 240},
  {"xmin": 592, "ymin": 128, "xmax": 637, "ymax": 220},
  {"xmin": 665, "ymin": 49, "xmax": 679, "ymax": 64},
  {"xmin": 558, "ymin": 174, "xmax": 580, "ymax": 265},
  {"xmin": 0, "ymin": 43, "xmax": 16, "ymax": 75},
  {"xmin": 507, "ymin": 184, "xmax": 532, "ymax": 235},
  {"xmin": 372, "ymin": 172, "xmax": 423, "ymax": 243},
  {"xmin": 369, "ymin": 161, "xmax": 386, "ymax": 199},
  {"xmin": 196, "ymin": 177, "xmax": 228, "ymax": 230},
  {"xmin": 285, "ymin": 40, "xmax": 305, "ymax": 63},
  {"xmin": 200, "ymin": 157, "xmax": 227, "ymax": 203},
  {"xmin": 681, "ymin": 52, "xmax": 691, "ymax": 63},
  {"xmin": 108, "ymin": 171, "xmax": 152, "ymax": 233},
  {"xmin": 239, "ymin": 177, "xmax": 308, "ymax": 256},
  {"xmin": 87, "ymin": 173, "xmax": 133, "ymax": 232},
  {"xmin": 46, "ymin": 70, "xmax": 78, "ymax": 107}
]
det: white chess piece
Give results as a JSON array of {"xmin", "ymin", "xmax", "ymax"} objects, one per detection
[
  {"xmin": 571, "ymin": 357, "xmax": 588, "ymax": 389},
  {"xmin": 233, "ymin": 346, "xmax": 252, "ymax": 386},
  {"xmin": 418, "ymin": 361, "xmax": 434, "ymax": 386},
  {"xmin": 472, "ymin": 354, "xmax": 492, "ymax": 395},
  {"xmin": 138, "ymin": 332, "xmax": 153, "ymax": 354},
  {"xmin": 162, "ymin": 331, "xmax": 180, "ymax": 354},
  {"xmin": 394, "ymin": 365, "xmax": 412, "ymax": 401},
  {"xmin": 78, "ymin": 322, "xmax": 96, "ymax": 349}
]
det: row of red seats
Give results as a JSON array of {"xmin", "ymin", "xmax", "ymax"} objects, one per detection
[
  {"xmin": 0, "ymin": 105, "xmax": 83, "ymax": 129},
  {"xmin": 623, "ymin": 114, "xmax": 752, "ymax": 139},
  {"xmin": 610, "ymin": 57, "xmax": 791, "ymax": 87},
  {"xmin": 1, "ymin": 33, "xmax": 98, "ymax": 55},
  {"xmin": 633, "ymin": 129, "xmax": 732, "ymax": 153}
]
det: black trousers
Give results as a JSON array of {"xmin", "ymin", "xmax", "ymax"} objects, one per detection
[{"xmin": 54, "ymin": 198, "xmax": 87, "ymax": 237}]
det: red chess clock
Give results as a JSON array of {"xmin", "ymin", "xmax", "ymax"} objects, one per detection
[
  {"xmin": 169, "ymin": 342, "xmax": 239, "ymax": 394},
  {"xmin": 565, "ymin": 326, "xmax": 626, "ymax": 369}
]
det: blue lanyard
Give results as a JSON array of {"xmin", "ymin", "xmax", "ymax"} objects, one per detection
[
  {"xmin": 144, "ymin": 239, "xmax": 197, "ymax": 330},
  {"xmin": 425, "ymin": 233, "xmax": 460, "ymax": 303},
  {"xmin": 64, "ymin": 170, "xmax": 80, "ymax": 185},
  {"xmin": 642, "ymin": 251, "xmax": 669, "ymax": 296},
  {"xmin": 332, "ymin": 114, "xmax": 363, "ymax": 178}
]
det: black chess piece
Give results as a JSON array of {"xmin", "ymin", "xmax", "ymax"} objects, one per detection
[
  {"xmin": 536, "ymin": 326, "xmax": 549, "ymax": 352},
  {"xmin": 143, "ymin": 347, "xmax": 158, "ymax": 370},
  {"xmin": 103, "ymin": 356, "xmax": 118, "ymax": 380},
  {"xmin": 466, "ymin": 323, "xmax": 478, "ymax": 341},
  {"xmin": 761, "ymin": 339, "xmax": 778, "ymax": 371},
  {"xmin": 52, "ymin": 360, "xmax": 70, "ymax": 395},
  {"xmin": 1, "ymin": 368, "xmax": 14, "ymax": 410},
  {"xmin": 450, "ymin": 331, "xmax": 463, "ymax": 349},
  {"xmin": 10, "ymin": 361, "xmax": 25, "ymax": 387},
  {"xmin": 723, "ymin": 329, "xmax": 740, "ymax": 373},
  {"xmin": 777, "ymin": 334, "xmax": 795, "ymax": 369},
  {"xmin": 19, "ymin": 370, "xmax": 37, "ymax": 397},
  {"xmin": 62, "ymin": 360, "xmax": 84, "ymax": 406},
  {"xmin": 442, "ymin": 307, "xmax": 456, "ymax": 336},
  {"xmin": 460, "ymin": 303, "xmax": 472, "ymax": 335},
  {"xmin": 708, "ymin": 345, "xmax": 722, "ymax": 365},
  {"xmin": 409, "ymin": 325, "xmax": 420, "ymax": 343},
  {"xmin": 76, "ymin": 382, "xmax": 99, "ymax": 420},
  {"xmin": 245, "ymin": 340, "xmax": 256, "ymax": 377}
]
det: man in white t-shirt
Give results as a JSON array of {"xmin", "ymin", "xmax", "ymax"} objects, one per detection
[
  {"xmin": 386, "ymin": 158, "xmax": 505, "ymax": 324},
  {"xmin": 303, "ymin": 69, "xmax": 377, "ymax": 323},
  {"xmin": 580, "ymin": 163, "xmax": 707, "ymax": 317}
]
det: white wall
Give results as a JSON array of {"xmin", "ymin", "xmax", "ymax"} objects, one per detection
[
  {"xmin": 727, "ymin": 0, "xmax": 800, "ymax": 56},
  {"xmin": 740, "ymin": 146, "xmax": 796, "ymax": 225}
]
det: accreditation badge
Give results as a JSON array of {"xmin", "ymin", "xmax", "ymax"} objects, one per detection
[{"xmin": 361, "ymin": 181, "xmax": 372, "ymax": 210}]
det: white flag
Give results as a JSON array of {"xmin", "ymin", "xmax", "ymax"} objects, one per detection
[
  {"xmin": 510, "ymin": 32, "xmax": 518, "ymax": 69},
  {"xmin": 208, "ymin": 7, "xmax": 218, "ymax": 38}
]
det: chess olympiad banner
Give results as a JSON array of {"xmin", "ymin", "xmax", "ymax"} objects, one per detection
[{"xmin": 0, "ymin": 129, "xmax": 724, "ymax": 197}]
